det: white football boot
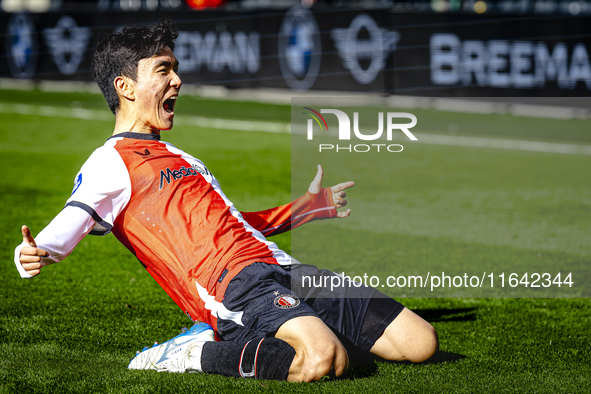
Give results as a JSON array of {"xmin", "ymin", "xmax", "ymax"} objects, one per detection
[{"xmin": 128, "ymin": 322, "xmax": 215, "ymax": 373}]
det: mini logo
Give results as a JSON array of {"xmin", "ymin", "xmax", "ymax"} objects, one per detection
[
  {"xmin": 43, "ymin": 16, "xmax": 91, "ymax": 75},
  {"xmin": 274, "ymin": 294, "xmax": 300, "ymax": 309},
  {"xmin": 6, "ymin": 13, "xmax": 38, "ymax": 78},
  {"xmin": 278, "ymin": 6, "xmax": 321, "ymax": 91},
  {"xmin": 331, "ymin": 14, "xmax": 400, "ymax": 85},
  {"xmin": 134, "ymin": 148, "xmax": 155, "ymax": 158},
  {"xmin": 71, "ymin": 173, "xmax": 82, "ymax": 196}
]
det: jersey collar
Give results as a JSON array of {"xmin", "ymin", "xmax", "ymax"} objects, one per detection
[{"xmin": 108, "ymin": 132, "xmax": 161, "ymax": 141}]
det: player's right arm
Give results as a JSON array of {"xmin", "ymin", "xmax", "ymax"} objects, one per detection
[
  {"xmin": 14, "ymin": 143, "xmax": 131, "ymax": 279},
  {"xmin": 16, "ymin": 209, "xmax": 95, "ymax": 278}
]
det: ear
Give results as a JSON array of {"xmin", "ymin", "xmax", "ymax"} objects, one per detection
[{"xmin": 114, "ymin": 75, "xmax": 135, "ymax": 102}]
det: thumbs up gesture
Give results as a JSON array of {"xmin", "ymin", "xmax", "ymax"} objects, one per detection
[
  {"xmin": 19, "ymin": 225, "xmax": 49, "ymax": 277},
  {"xmin": 308, "ymin": 165, "xmax": 355, "ymax": 218}
]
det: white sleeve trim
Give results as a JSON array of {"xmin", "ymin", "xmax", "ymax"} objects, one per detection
[{"xmin": 64, "ymin": 201, "xmax": 113, "ymax": 235}]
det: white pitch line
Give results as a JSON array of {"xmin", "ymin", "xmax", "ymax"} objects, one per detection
[
  {"xmin": 1, "ymin": 102, "xmax": 590, "ymax": 156},
  {"xmin": 174, "ymin": 115, "xmax": 290, "ymax": 133},
  {"xmin": 411, "ymin": 133, "xmax": 591, "ymax": 156},
  {"xmin": 0, "ymin": 103, "xmax": 113, "ymax": 121}
]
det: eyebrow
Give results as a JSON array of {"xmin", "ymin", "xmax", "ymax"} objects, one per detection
[{"xmin": 153, "ymin": 60, "xmax": 179, "ymax": 70}]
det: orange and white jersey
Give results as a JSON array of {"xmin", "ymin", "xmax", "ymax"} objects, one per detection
[{"xmin": 14, "ymin": 132, "xmax": 337, "ymax": 331}]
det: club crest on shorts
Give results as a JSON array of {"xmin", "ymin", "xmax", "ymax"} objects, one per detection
[{"xmin": 274, "ymin": 294, "xmax": 300, "ymax": 309}]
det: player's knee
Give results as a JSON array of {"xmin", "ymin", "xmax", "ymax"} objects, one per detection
[
  {"xmin": 409, "ymin": 323, "xmax": 438, "ymax": 363},
  {"xmin": 300, "ymin": 342, "xmax": 348, "ymax": 382}
]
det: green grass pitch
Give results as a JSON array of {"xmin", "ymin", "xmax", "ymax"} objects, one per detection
[{"xmin": 1, "ymin": 88, "xmax": 590, "ymax": 393}]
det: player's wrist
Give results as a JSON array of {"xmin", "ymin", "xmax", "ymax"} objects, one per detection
[{"xmin": 304, "ymin": 188, "xmax": 337, "ymax": 219}]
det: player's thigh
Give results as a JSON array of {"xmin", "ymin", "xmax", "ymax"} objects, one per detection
[
  {"xmin": 217, "ymin": 263, "xmax": 316, "ymax": 343},
  {"xmin": 275, "ymin": 315, "xmax": 349, "ymax": 382},
  {"xmin": 370, "ymin": 307, "xmax": 438, "ymax": 363},
  {"xmin": 291, "ymin": 265, "xmax": 405, "ymax": 353}
]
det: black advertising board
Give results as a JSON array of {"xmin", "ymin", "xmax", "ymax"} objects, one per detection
[
  {"xmin": 1, "ymin": 8, "xmax": 590, "ymax": 96},
  {"xmin": 389, "ymin": 12, "xmax": 591, "ymax": 96}
]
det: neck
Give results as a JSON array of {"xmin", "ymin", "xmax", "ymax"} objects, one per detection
[{"xmin": 112, "ymin": 108, "xmax": 160, "ymax": 136}]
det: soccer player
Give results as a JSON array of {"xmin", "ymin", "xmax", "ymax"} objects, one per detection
[{"xmin": 14, "ymin": 16, "xmax": 437, "ymax": 382}]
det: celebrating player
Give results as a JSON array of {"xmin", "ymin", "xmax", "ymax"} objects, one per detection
[{"xmin": 14, "ymin": 16, "xmax": 437, "ymax": 382}]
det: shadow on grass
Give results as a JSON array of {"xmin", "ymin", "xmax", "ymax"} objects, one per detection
[
  {"xmin": 334, "ymin": 307, "xmax": 473, "ymax": 380},
  {"xmin": 333, "ymin": 322, "xmax": 466, "ymax": 381},
  {"xmin": 344, "ymin": 351, "xmax": 465, "ymax": 379},
  {"xmin": 414, "ymin": 307, "xmax": 478, "ymax": 323}
]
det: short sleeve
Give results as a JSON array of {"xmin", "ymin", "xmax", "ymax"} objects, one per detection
[{"xmin": 65, "ymin": 145, "xmax": 131, "ymax": 235}]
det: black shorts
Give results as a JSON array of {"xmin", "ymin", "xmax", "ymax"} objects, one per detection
[{"xmin": 217, "ymin": 262, "xmax": 405, "ymax": 352}]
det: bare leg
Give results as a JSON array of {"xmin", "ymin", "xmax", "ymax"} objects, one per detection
[{"xmin": 370, "ymin": 307, "xmax": 438, "ymax": 362}]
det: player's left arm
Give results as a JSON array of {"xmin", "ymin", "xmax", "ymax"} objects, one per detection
[{"xmin": 240, "ymin": 165, "xmax": 354, "ymax": 237}]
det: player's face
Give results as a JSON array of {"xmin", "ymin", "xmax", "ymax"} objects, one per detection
[{"xmin": 134, "ymin": 46, "xmax": 181, "ymax": 131}]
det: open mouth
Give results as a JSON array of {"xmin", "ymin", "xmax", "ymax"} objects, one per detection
[{"xmin": 163, "ymin": 96, "xmax": 177, "ymax": 114}]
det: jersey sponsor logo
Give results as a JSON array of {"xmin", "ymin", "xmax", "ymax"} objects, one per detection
[
  {"xmin": 71, "ymin": 173, "xmax": 82, "ymax": 196},
  {"xmin": 274, "ymin": 294, "xmax": 300, "ymax": 309},
  {"xmin": 134, "ymin": 148, "xmax": 155, "ymax": 159},
  {"xmin": 159, "ymin": 166, "xmax": 199, "ymax": 190},
  {"xmin": 190, "ymin": 162, "xmax": 209, "ymax": 176}
]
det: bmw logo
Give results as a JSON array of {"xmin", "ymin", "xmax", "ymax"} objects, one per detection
[
  {"xmin": 6, "ymin": 13, "xmax": 38, "ymax": 79},
  {"xmin": 278, "ymin": 6, "xmax": 322, "ymax": 91}
]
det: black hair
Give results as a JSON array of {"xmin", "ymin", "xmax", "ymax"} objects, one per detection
[{"xmin": 91, "ymin": 14, "xmax": 178, "ymax": 114}]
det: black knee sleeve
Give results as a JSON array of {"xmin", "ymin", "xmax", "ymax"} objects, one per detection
[
  {"xmin": 253, "ymin": 337, "xmax": 295, "ymax": 380},
  {"xmin": 201, "ymin": 337, "xmax": 295, "ymax": 380}
]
